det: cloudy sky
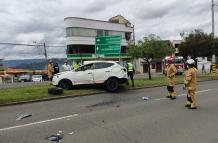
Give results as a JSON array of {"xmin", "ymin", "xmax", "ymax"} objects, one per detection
[{"xmin": 0, "ymin": 0, "xmax": 217, "ymax": 60}]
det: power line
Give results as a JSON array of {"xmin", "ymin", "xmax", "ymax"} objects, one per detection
[{"xmin": 0, "ymin": 42, "xmax": 66, "ymax": 47}]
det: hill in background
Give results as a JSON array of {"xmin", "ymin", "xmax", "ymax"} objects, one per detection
[{"xmin": 3, "ymin": 58, "xmax": 67, "ymax": 70}]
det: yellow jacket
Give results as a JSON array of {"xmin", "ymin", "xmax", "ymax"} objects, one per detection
[
  {"xmin": 47, "ymin": 63, "xmax": 54, "ymax": 78},
  {"xmin": 184, "ymin": 67, "xmax": 197, "ymax": 90},
  {"xmin": 166, "ymin": 64, "xmax": 177, "ymax": 86}
]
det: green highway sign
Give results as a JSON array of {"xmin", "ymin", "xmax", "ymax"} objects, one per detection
[{"xmin": 95, "ymin": 35, "xmax": 121, "ymax": 56}]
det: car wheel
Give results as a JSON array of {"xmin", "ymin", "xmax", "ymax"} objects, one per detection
[
  {"xmin": 58, "ymin": 79, "xmax": 72, "ymax": 90},
  {"xmin": 106, "ymin": 78, "xmax": 119, "ymax": 92}
]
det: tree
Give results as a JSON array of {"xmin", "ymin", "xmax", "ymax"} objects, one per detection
[
  {"xmin": 179, "ymin": 31, "xmax": 218, "ymax": 61},
  {"xmin": 128, "ymin": 34, "xmax": 174, "ymax": 80}
]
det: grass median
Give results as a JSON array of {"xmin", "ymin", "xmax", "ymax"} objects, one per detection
[{"xmin": 0, "ymin": 74, "xmax": 215, "ymax": 105}]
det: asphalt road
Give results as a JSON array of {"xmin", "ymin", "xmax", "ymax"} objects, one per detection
[{"xmin": 0, "ymin": 80, "xmax": 218, "ymax": 143}]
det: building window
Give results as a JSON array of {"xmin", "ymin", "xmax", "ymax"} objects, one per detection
[
  {"xmin": 111, "ymin": 31, "xmax": 124, "ymax": 39},
  {"xmin": 66, "ymin": 27, "xmax": 97, "ymax": 37},
  {"xmin": 67, "ymin": 45, "xmax": 95, "ymax": 54},
  {"xmin": 97, "ymin": 30, "xmax": 104, "ymax": 36},
  {"xmin": 125, "ymin": 32, "xmax": 131, "ymax": 41},
  {"xmin": 104, "ymin": 30, "xmax": 109, "ymax": 36}
]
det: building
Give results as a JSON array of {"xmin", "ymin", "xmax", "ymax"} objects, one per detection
[
  {"xmin": 134, "ymin": 40, "xmax": 174, "ymax": 74},
  {"xmin": 64, "ymin": 15, "xmax": 134, "ymax": 62}
]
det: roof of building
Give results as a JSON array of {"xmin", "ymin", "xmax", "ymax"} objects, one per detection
[{"xmin": 64, "ymin": 16, "xmax": 133, "ymax": 27}]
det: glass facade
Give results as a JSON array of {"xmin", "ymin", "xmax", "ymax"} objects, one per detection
[
  {"xmin": 66, "ymin": 27, "xmax": 97, "ymax": 37},
  {"xmin": 66, "ymin": 27, "xmax": 128, "ymax": 39}
]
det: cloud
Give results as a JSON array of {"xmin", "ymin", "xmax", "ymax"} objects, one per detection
[{"xmin": 0, "ymin": 0, "xmax": 217, "ymax": 60}]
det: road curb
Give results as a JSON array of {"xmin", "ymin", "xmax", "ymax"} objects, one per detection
[{"xmin": 0, "ymin": 79, "xmax": 217, "ymax": 107}]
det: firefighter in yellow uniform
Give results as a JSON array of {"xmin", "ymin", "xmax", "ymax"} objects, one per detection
[
  {"xmin": 184, "ymin": 59, "xmax": 197, "ymax": 109},
  {"xmin": 166, "ymin": 58, "xmax": 177, "ymax": 99},
  {"xmin": 47, "ymin": 60, "xmax": 54, "ymax": 81}
]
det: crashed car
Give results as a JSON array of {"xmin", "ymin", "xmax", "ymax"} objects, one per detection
[{"xmin": 52, "ymin": 61, "xmax": 128, "ymax": 92}]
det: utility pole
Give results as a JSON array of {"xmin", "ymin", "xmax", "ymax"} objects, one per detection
[
  {"xmin": 43, "ymin": 42, "xmax": 48, "ymax": 69},
  {"xmin": 212, "ymin": 0, "xmax": 216, "ymax": 63},
  {"xmin": 211, "ymin": 0, "xmax": 217, "ymax": 78}
]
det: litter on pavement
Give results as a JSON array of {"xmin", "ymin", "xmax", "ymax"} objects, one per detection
[
  {"xmin": 16, "ymin": 114, "xmax": 32, "ymax": 121},
  {"xmin": 142, "ymin": 96, "xmax": 149, "ymax": 100},
  {"xmin": 45, "ymin": 131, "xmax": 64, "ymax": 143},
  {"xmin": 68, "ymin": 131, "xmax": 74, "ymax": 135}
]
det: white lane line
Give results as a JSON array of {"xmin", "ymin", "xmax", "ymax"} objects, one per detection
[
  {"xmin": 154, "ymin": 89, "xmax": 213, "ymax": 100},
  {"xmin": 154, "ymin": 98, "xmax": 166, "ymax": 101},
  {"xmin": 178, "ymin": 89, "xmax": 212, "ymax": 97},
  {"xmin": 0, "ymin": 114, "xmax": 78, "ymax": 132}
]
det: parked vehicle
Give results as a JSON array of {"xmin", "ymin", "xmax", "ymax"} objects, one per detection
[
  {"xmin": 163, "ymin": 56, "xmax": 185, "ymax": 75},
  {"xmin": 52, "ymin": 61, "xmax": 128, "ymax": 92},
  {"xmin": 32, "ymin": 75, "xmax": 43, "ymax": 82},
  {"xmin": 18, "ymin": 74, "xmax": 32, "ymax": 82}
]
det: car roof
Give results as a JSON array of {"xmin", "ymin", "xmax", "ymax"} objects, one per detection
[{"xmin": 84, "ymin": 61, "xmax": 116, "ymax": 65}]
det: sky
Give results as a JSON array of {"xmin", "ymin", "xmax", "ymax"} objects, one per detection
[{"xmin": 0, "ymin": 0, "xmax": 217, "ymax": 60}]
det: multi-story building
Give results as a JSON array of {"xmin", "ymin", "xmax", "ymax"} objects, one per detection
[{"xmin": 64, "ymin": 15, "xmax": 134, "ymax": 61}]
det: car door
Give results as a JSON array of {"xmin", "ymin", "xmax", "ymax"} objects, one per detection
[
  {"xmin": 73, "ymin": 64, "xmax": 94, "ymax": 85},
  {"xmin": 92, "ymin": 62, "xmax": 114, "ymax": 83}
]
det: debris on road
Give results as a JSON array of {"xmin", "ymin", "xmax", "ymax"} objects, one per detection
[
  {"xmin": 16, "ymin": 114, "xmax": 32, "ymax": 121},
  {"xmin": 116, "ymin": 105, "xmax": 120, "ymax": 108},
  {"xmin": 142, "ymin": 96, "xmax": 149, "ymax": 100},
  {"xmin": 45, "ymin": 131, "xmax": 64, "ymax": 143},
  {"xmin": 102, "ymin": 120, "xmax": 105, "ymax": 123},
  {"xmin": 68, "ymin": 131, "xmax": 74, "ymax": 135}
]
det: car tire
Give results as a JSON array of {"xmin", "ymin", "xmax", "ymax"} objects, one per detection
[
  {"xmin": 48, "ymin": 87, "xmax": 63, "ymax": 95},
  {"xmin": 106, "ymin": 78, "xmax": 119, "ymax": 92},
  {"xmin": 58, "ymin": 79, "xmax": 72, "ymax": 90}
]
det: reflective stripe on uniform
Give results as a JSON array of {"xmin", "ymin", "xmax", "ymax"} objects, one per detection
[{"xmin": 128, "ymin": 63, "xmax": 133, "ymax": 72}]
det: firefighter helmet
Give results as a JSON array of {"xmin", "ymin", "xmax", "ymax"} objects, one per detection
[{"xmin": 187, "ymin": 59, "xmax": 195, "ymax": 65}]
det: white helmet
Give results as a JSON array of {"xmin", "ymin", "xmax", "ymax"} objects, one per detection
[{"xmin": 187, "ymin": 59, "xmax": 195, "ymax": 65}]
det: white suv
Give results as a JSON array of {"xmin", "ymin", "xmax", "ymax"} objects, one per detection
[{"xmin": 52, "ymin": 61, "xmax": 128, "ymax": 92}]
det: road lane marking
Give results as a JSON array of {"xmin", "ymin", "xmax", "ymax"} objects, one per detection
[
  {"xmin": 178, "ymin": 89, "xmax": 212, "ymax": 97},
  {"xmin": 154, "ymin": 89, "xmax": 213, "ymax": 100},
  {"xmin": 154, "ymin": 98, "xmax": 166, "ymax": 101},
  {"xmin": 0, "ymin": 114, "xmax": 78, "ymax": 132}
]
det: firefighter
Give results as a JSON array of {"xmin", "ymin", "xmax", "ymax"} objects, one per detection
[
  {"xmin": 47, "ymin": 60, "xmax": 54, "ymax": 81},
  {"xmin": 127, "ymin": 62, "xmax": 134, "ymax": 87},
  {"xmin": 184, "ymin": 59, "xmax": 197, "ymax": 109},
  {"xmin": 166, "ymin": 58, "xmax": 177, "ymax": 99}
]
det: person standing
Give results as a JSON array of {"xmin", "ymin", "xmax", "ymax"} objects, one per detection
[
  {"xmin": 166, "ymin": 58, "xmax": 177, "ymax": 99},
  {"xmin": 62, "ymin": 60, "xmax": 72, "ymax": 71},
  {"xmin": 127, "ymin": 62, "xmax": 135, "ymax": 87},
  {"xmin": 184, "ymin": 59, "xmax": 197, "ymax": 109},
  {"xmin": 72, "ymin": 61, "xmax": 80, "ymax": 70},
  {"xmin": 47, "ymin": 60, "xmax": 54, "ymax": 81}
]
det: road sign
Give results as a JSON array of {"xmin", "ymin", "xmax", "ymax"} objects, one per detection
[{"xmin": 95, "ymin": 35, "xmax": 121, "ymax": 56}]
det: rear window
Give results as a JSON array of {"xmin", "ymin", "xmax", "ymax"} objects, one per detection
[
  {"xmin": 94, "ymin": 62, "xmax": 114, "ymax": 69},
  {"xmin": 174, "ymin": 59, "xmax": 185, "ymax": 64}
]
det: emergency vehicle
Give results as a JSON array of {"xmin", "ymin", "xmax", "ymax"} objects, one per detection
[{"xmin": 163, "ymin": 56, "xmax": 185, "ymax": 75}]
